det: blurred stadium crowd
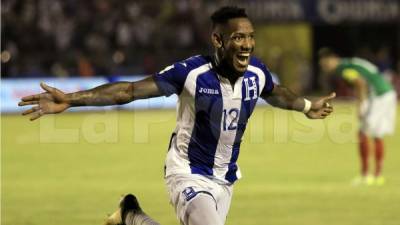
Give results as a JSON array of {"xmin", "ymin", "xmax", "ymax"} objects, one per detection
[{"xmin": 2, "ymin": 0, "xmax": 213, "ymax": 77}]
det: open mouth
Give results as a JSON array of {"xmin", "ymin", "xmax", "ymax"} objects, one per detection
[{"xmin": 236, "ymin": 53, "xmax": 250, "ymax": 67}]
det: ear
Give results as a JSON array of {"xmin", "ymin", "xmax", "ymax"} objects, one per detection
[{"xmin": 211, "ymin": 32, "xmax": 223, "ymax": 49}]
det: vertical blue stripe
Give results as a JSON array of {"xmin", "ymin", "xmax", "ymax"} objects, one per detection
[
  {"xmin": 188, "ymin": 72, "xmax": 222, "ymax": 176},
  {"xmin": 225, "ymin": 72, "xmax": 259, "ymax": 183}
]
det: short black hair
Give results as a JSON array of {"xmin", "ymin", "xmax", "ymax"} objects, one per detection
[
  {"xmin": 318, "ymin": 47, "xmax": 338, "ymax": 58},
  {"xmin": 211, "ymin": 6, "xmax": 248, "ymax": 28}
]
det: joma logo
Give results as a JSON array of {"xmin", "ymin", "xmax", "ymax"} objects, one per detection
[{"xmin": 199, "ymin": 87, "xmax": 219, "ymax": 95}]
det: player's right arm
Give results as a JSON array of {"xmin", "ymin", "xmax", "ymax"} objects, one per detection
[
  {"xmin": 18, "ymin": 76, "xmax": 163, "ymax": 121},
  {"xmin": 341, "ymin": 69, "xmax": 368, "ymax": 118},
  {"xmin": 352, "ymin": 77, "xmax": 368, "ymax": 118}
]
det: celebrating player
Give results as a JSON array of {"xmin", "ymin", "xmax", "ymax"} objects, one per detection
[
  {"xmin": 319, "ymin": 48, "xmax": 397, "ymax": 186},
  {"xmin": 19, "ymin": 6, "xmax": 335, "ymax": 225}
]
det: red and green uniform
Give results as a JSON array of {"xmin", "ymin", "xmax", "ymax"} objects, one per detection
[
  {"xmin": 338, "ymin": 58, "xmax": 397, "ymax": 180},
  {"xmin": 337, "ymin": 57, "xmax": 393, "ymax": 96}
]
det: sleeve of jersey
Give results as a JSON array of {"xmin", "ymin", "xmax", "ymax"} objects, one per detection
[
  {"xmin": 153, "ymin": 63, "xmax": 188, "ymax": 96},
  {"xmin": 342, "ymin": 68, "xmax": 360, "ymax": 83},
  {"xmin": 260, "ymin": 63, "xmax": 275, "ymax": 95}
]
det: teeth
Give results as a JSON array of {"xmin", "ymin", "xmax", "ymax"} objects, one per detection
[{"xmin": 238, "ymin": 53, "xmax": 250, "ymax": 57}]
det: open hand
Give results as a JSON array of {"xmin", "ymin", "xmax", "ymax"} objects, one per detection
[
  {"xmin": 305, "ymin": 92, "xmax": 336, "ymax": 119},
  {"xmin": 18, "ymin": 82, "xmax": 70, "ymax": 121}
]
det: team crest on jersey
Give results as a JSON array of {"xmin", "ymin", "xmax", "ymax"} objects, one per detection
[
  {"xmin": 199, "ymin": 87, "xmax": 219, "ymax": 95},
  {"xmin": 243, "ymin": 77, "xmax": 258, "ymax": 101}
]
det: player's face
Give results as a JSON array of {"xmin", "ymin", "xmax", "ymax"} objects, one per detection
[{"xmin": 216, "ymin": 18, "xmax": 255, "ymax": 74}]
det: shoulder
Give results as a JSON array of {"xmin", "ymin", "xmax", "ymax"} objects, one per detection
[
  {"xmin": 249, "ymin": 56, "xmax": 266, "ymax": 68},
  {"xmin": 350, "ymin": 57, "xmax": 379, "ymax": 73},
  {"xmin": 158, "ymin": 55, "xmax": 211, "ymax": 77},
  {"xmin": 154, "ymin": 55, "xmax": 212, "ymax": 96},
  {"xmin": 338, "ymin": 59, "xmax": 361, "ymax": 82},
  {"xmin": 247, "ymin": 56, "xmax": 275, "ymax": 94},
  {"xmin": 175, "ymin": 55, "xmax": 213, "ymax": 73},
  {"xmin": 247, "ymin": 56, "xmax": 272, "ymax": 76}
]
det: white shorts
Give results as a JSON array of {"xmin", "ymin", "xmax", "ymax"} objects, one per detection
[
  {"xmin": 165, "ymin": 173, "xmax": 233, "ymax": 225},
  {"xmin": 361, "ymin": 91, "xmax": 397, "ymax": 137}
]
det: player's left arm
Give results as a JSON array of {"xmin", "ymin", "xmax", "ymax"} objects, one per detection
[{"xmin": 262, "ymin": 84, "xmax": 336, "ymax": 119}]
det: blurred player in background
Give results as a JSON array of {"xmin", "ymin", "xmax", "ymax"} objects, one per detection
[
  {"xmin": 319, "ymin": 48, "xmax": 397, "ymax": 186},
  {"xmin": 19, "ymin": 6, "xmax": 335, "ymax": 225}
]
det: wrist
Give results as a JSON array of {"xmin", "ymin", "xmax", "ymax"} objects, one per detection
[{"xmin": 65, "ymin": 93, "xmax": 75, "ymax": 107}]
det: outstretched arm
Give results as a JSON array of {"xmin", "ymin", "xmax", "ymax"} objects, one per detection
[
  {"xmin": 66, "ymin": 76, "xmax": 161, "ymax": 106},
  {"xmin": 262, "ymin": 84, "xmax": 336, "ymax": 119},
  {"xmin": 18, "ymin": 76, "xmax": 163, "ymax": 120},
  {"xmin": 351, "ymin": 77, "xmax": 368, "ymax": 118}
]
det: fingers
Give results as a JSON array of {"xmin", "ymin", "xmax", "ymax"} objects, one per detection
[
  {"xmin": 325, "ymin": 92, "xmax": 336, "ymax": 101},
  {"xmin": 21, "ymin": 94, "xmax": 42, "ymax": 102},
  {"xmin": 21, "ymin": 106, "xmax": 44, "ymax": 121},
  {"xmin": 20, "ymin": 83, "xmax": 54, "ymax": 103},
  {"xmin": 306, "ymin": 107, "xmax": 333, "ymax": 119},
  {"xmin": 321, "ymin": 92, "xmax": 336, "ymax": 107},
  {"xmin": 323, "ymin": 107, "xmax": 333, "ymax": 113},
  {"xmin": 321, "ymin": 112, "xmax": 329, "ymax": 117},
  {"xmin": 22, "ymin": 106, "xmax": 40, "ymax": 115},
  {"xmin": 40, "ymin": 82, "xmax": 55, "ymax": 93},
  {"xmin": 321, "ymin": 107, "xmax": 333, "ymax": 115},
  {"xmin": 30, "ymin": 110, "xmax": 44, "ymax": 121},
  {"xmin": 322, "ymin": 108, "xmax": 334, "ymax": 118},
  {"xmin": 18, "ymin": 100, "xmax": 39, "ymax": 106},
  {"xmin": 322, "ymin": 93, "xmax": 335, "ymax": 110},
  {"xmin": 318, "ymin": 112, "xmax": 330, "ymax": 119}
]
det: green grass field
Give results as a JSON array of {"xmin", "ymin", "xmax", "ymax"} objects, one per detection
[{"xmin": 2, "ymin": 103, "xmax": 400, "ymax": 225}]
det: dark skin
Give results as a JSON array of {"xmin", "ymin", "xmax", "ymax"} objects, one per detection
[{"xmin": 19, "ymin": 17, "xmax": 335, "ymax": 120}]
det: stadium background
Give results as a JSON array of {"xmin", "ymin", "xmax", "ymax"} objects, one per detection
[{"xmin": 2, "ymin": 0, "xmax": 400, "ymax": 225}]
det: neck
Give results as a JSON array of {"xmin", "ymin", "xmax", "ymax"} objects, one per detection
[{"xmin": 213, "ymin": 52, "xmax": 242, "ymax": 83}]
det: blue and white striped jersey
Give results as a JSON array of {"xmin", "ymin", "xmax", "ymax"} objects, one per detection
[{"xmin": 154, "ymin": 55, "xmax": 274, "ymax": 184}]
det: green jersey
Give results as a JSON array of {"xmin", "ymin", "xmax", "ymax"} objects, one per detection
[{"xmin": 337, "ymin": 57, "xmax": 393, "ymax": 96}]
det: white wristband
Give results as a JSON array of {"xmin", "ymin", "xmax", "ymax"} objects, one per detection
[{"xmin": 303, "ymin": 99, "xmax": 312, "ymax": 113}]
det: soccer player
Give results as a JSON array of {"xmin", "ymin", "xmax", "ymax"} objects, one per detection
[
  {"xmin": 318, "ymin": 48, "xmax": 397, "ymax": 186},
  {"xmin": 19, "ymin": 6, "xmax": 335, "ymax": 225}
]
